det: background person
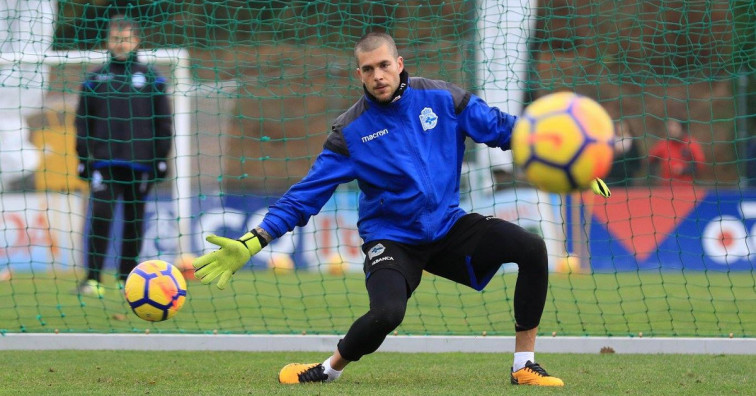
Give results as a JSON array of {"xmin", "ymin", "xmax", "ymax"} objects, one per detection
[
  {"xmin": 648, "ymin": 118, "xmax": 705, "ymax": 185},
  {"xmin": 73, "ymin": 15, "xmax": 173, "ymax": 297},
  {"xmin": 604, "ymin": 119, "xmax": 641, "ymax": 185}
]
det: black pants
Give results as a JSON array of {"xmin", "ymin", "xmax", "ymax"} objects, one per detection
[
  {"xmin": 337, "ymin": 214, "xmax": 549, "ymax": 361},
  {"xmin": 86, "ymin": 166, "xmax": 153, "ymax": 282}
]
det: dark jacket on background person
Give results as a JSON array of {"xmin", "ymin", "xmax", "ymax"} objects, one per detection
[{"xmin": 75, "ymin": 53, "xmax": 172, "ymax": 175}]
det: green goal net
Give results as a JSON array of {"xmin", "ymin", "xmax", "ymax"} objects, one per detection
[{"xmin": 0, "ymin": 0, "xmax": 754, "ymax": 340}]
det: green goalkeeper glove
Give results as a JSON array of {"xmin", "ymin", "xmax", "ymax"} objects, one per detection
[
  {"xmin": 591, "ymin": 178, "xmax": 611, "ymax": 198},
  {"xmin": 193, "ymin": 230, "xmax": 267, "ymax": 289}
]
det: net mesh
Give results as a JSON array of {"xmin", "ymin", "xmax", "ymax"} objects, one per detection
[{"xmin": 0, "ymin": 0, "xmax": 753, "ymax": 338}]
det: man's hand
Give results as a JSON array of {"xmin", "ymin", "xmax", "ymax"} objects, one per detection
[
  {"xmin": 77, "ymin": 161, "xmax": 91, "ymax": 180},
  {"xmin": 591, "ymin": 178, "xmax": 611, "ymax": 198},
  {"xmin": 155, "ymin": 160, "xmax": 169, "ymax": 180},
  {"xmin": 193, "ymin": 230, "xmax": 266, "ymax": 289}
]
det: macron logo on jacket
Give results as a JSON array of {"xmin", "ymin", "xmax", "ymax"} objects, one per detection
[{"xmin": 361, "ymin": 128, "xmax": 389, "ymax": 143}]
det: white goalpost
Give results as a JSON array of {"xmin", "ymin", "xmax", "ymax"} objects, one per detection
[
  {"xmin": 0, "ymin": 9, "xmax": 752, "ymax": 357},
  {"xmin": 0, "ymin": 47, "xmax": 753, "ymax": 356}
]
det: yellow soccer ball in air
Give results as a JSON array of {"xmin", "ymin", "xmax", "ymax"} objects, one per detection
[
  {"xmin": 124, "ymin": 260, "xmax": 187, "ymax": 322},
  {"xmin": 511, "ymin": 92, "xmax": 614, "ymax": 193}
]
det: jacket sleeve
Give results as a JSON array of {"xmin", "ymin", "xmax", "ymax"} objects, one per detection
[
  {"xmin": 259, "ymin": 148, "xmax": 356, "ymax": 240},
  {"xmin": 152, "ymin": 73, "xmax": 173, "ymax": 160},
  {"xmin": 689, "ymin": 140, "xmax": 706, "ymax": 172},
  {"xmin": 647, "ymin": 142, "xmax": 662, "ymax": 165},
  {"xmin": 456, "ymin": 93, "xmax": 517, "ymax": 151},
  {"xmin": 74, "ymin": 79, "xmax": 94, "ymax": 161}
]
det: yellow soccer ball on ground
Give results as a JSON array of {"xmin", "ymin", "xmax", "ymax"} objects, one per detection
[
  {"xmin": 124, "ymin": 260, "xmax": 187, "ymax": 322},
  {"xmin": 511, "ymin": 91, "xmax": 614, "ymax": 193}
]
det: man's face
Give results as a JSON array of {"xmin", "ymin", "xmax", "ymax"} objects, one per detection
[
  {"xmin": 666, "ymin": 120, "xmax": 683, "ymax": 140},
  {"xmin": 108, "ymin": 27, "xmax": 139, "ymax": 60},
  {"xmin": 355, "ymin": 44, "xmax": 404, "ymax": 103}
]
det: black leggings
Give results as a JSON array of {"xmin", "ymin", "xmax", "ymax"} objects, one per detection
[
  {"xmin": 337, "ymin": 269, "xmax": 409, "ymax": 361},
  {"xmin": 337, "ymin": 219, "xmax": 548, "ymax": 362},
  {"xmin": 86, "ymin": 167, "xmax": 153, "ymax": 282}
]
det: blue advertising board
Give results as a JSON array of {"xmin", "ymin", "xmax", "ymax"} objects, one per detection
[
  {"xmin": 583, "ymin": 186, "xmax": 756, "ymax": 272},
  {"xmin": 6, "ymin": 186, "xmax": 754, "ymax": 273},
  {"xmin": 90, "ymin": 188, "xmax": 565, "ymax": 272}
]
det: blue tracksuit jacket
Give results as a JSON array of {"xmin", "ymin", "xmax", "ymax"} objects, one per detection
[{"xmin": 259, "ymin": 73, "xmax": 516, "ymax": 245}]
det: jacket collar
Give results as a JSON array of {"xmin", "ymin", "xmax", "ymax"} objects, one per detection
[
  {"xmin": 108, "ymin": 52, "xmax": 139, "ymax": 71},
  {"xmin": 363, "ymin": 69, "xmax": 409, "ymax": 105}
]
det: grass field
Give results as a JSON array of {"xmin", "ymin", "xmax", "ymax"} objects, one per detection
[
  {"xmin": 1, "ymin": 269, "xmax": 754, "ymax": 395},
  {"xmin": 0, "ymin": 350, "xmax": 753, "ymax": 395},
  {"xmin": 0, "ymin": 269, "xmax": 753, "ymax": 338}
]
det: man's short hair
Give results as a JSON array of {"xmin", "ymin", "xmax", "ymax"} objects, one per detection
[
  {"xmin": 669, "ymin": 118, "xmax": 689, "ymax": 132},
  {"xmin": 354, "ymin": 32, "xmax": 398, "ymax": 64},
  {"xmin": 109, "ymin": 15, "xmax": 140, "ymax": 36}
]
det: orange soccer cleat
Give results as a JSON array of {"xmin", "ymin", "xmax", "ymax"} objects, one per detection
[
  {"xmin": 510, "ymin": 361, "xmax": 565, "ymax": 387},
  {"xmin": 278, "ymin": 363, "xmax": 329, "ymax": 384}
]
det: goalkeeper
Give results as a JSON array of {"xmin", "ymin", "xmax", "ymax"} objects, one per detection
[{"xmin": 194, "ymin": 32, "xmax": 609, "ymax": 387}]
